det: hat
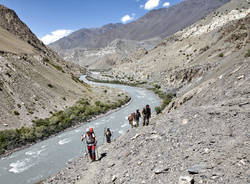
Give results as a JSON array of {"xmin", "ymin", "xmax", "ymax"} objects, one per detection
[{"xmin": 89, "ymin": 127, "xmax": 93, "ymax": 133}]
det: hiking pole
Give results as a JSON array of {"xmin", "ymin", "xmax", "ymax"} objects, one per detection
[
  {"xmin": 103, "ymin": 127, "xmax": 106, "ymax": 144},
  {"xmin": 84, "ymin": 141, "xmax": 90, "ymax": 161},
  {"xmin": 95, "ymin": 144, "xmax": 99, "ymax": 161}
]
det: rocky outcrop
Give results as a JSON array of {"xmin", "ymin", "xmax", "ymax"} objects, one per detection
[{"xmin": 0, "ymin": 5, "xmax": 54, "ymax": 57}]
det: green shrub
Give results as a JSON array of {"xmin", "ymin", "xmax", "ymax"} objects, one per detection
[
  {"xmin": 28, "ymin": 110, "xmax": 34, "ymax": 115},
  {"xmin": 155, "ymin": 106, "xmax": 162, "ymax": 114},
  {"xmin": 47, "ymin": 84, "xmax": 54, "ymax": 88},
  {"xmin": 244, "ymin": 49, "xmax": 250, "ymax": 58},
  {"xmin": 17, "ymin": 104, "xmax": 21, "ymax": 108},
  {"xmin": 154, "ymin": 84, "xmax": 161, "ymax": 89},
  {"xmin": 95, "ymin": 101, "xmax": 101, "ymax": 106},
  {"xmin": 149, "ymin": 87, "xmax": 174, "ymax": 113},
  {"xmin": 218, "ymin": 53, "xmax": 224, "ymax": 57},
  {"xmin": 14, "ymin": 111, "xmax": 20, "ymax": 116}
]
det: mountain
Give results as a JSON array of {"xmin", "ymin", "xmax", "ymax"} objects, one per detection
[
  {"xmin": 50, "ymin": 0, "xmax": 230, "ymax": 50},
  {"xmin": 0, "ymin": 5, "xmax": 125, "ymax": 131},
  {"xmin": 49, "ymin": 0, "xmax": 230, "ymax": 69},
  {"xmin": 105, "ymin": 0, "xmax": 250, "ymax": 92},
  {"xmin": 60, "ymin": 37, "xmax": 161, "ymax": 70}
]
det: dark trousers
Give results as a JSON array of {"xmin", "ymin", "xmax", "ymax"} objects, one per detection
[
  {"xmin": 143, "ymin": 117, "xmax": 149, "ymax": 126},
  {"xmin": 87, "ymin": 145, "xmax": 96, "ymax": 161},
  {"xmin": 106, "ymin": 136, "xmax": 111, "ymax": 143}
]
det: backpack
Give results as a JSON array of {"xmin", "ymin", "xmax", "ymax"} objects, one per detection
[
  {"xmin": 106, "ymin": 130, "xmax": 111, "ymax": 137},
  {"xmin": 135, "ymin": 112, "xmax": 140, "ymax": 119},
  {"xmin": 86, "ymin": 132, "xmax": 95, "ymax": 144}
]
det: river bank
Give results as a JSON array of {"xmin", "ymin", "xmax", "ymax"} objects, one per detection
[
  {"xmin": 0, "ymin": 80, "xmax": 131, "ymax": 158},
  {"xmin": 0, "ymin": 95, "xmax": 131, "ymax": 160},
  {"xmin": 0, "ymin": 79, "xmax": 161, "ymax": 184}
]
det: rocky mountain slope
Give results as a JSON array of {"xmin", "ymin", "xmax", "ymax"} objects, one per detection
[
  {"xmin": 61, "ymin": 37, "xmax": 160, "ymax": 69},
  {"xmin": 104, "ymin": 0, "xmax": 250, "ymax": 92},
  {"xmin": 43, "ymin": 0, "xmax": 249, "ymax": 183},
  {"xmin": 49, "ymin": 0, "xmax": 230, "ymax": 69},
  {"xmin": 0, "ymin": 5, "xmax": 126, "ymax": 131},
  {"xmin": 45, "ymin": 58, "xmax": 249, "ymax": 183}
]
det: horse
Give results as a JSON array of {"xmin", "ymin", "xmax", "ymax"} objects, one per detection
[{"xmin": 128, "ymin": 112, "xmax": 136, "ymax": 128}]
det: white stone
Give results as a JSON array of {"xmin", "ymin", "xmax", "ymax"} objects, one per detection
[
  {"xmin": 179, "ymin": 176, "xmax": 194, "ymax": 184},
  {"xmin": 182, "ymin": 119, "xmax": 188, "ymax": 125}
]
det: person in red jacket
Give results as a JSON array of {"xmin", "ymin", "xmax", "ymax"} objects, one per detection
[{"xmin": 81, "ymin": 127, "xmax": 97, "ymax": 161}]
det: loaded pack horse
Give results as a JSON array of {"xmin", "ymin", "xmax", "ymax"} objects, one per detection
[{"xmin": 128, "ymin": 112, "xmax": 136, "ymax": 128}]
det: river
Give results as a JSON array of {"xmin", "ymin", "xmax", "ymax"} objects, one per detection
[{"xmin": 0, "ymin": 76, "xmax": 161, "ymax": 184}]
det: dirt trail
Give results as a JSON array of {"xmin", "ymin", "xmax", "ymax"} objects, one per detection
[{"xmin": 77, "ymin": 162, "xmax": 96, "ymax": 184}]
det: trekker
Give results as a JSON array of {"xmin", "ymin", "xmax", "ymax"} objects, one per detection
[
  {"xmin": 134, "ymin": 109, "xmax": 141, "ymax": 127},
  {"xmin": 142, "ymin": 107, "xmax": 146, "ymax": 126},
  {"xmin": 144, "ymin": 104, "xmax": 151, "ymax": 126},
  {"xmin": 104, "ymin": 128, "xmax": 112, "ymax": 143},
  {"xmin": 81, "ymin": 127, "xmax": 97, "ymax": 161}
]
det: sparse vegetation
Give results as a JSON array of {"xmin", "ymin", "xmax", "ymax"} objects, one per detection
[
  {"xmin": 14, "ymin": 110, "xmax": 20, "ymax": 116},
  {"xmin": 219, "ymin": 53, "xmax": 224, "ymax": 57},
  {"xmin": 0, "ymin": 81, "xmax": 3, "ymax": 91},
  {"xmin": 86, "ymin": 76, "xmax": 146, "ymax": 87},
  {"xmin": 148, "ymin": 87, "xmax": 175, "ymax": 114},
  {"xmin": 244, "ymin": 49, "xmax": 250, "ymax": 58},
  {"xmin": 17, "ymin": 104, "xmax": 21, "ymax": 108},
  {"xmin": 71, "ymin": 73, "xmax": 89, "ymax": 88},
  {"xmin": 0, "ymin": 95, "xmax": 130, "ymax": 155},
  {"xmin": 44, "ymin": 58, "xmax": 65, "ymax": 73},
  {"xmin": 47, "ymin": 84, "xmax": 54, "ymax": 88},
  {"xmin": 200, "ymin": 45, "xmax": 210, "ymax": 53},
  {"xmin": 154, "ymin": 84, "xmax": 161, "ymax": 89}
]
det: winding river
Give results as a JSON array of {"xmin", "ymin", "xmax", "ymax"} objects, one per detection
[{"xmin": 0, "ymin": 76, "xmax": 161, "ymax": 184}]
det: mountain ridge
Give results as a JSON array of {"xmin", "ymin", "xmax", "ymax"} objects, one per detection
[{"xmin": 49, "ymin": 0, "xmax": 230, "ymax": 50}]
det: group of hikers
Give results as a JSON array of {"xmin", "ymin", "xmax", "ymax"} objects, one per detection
[
  {"xmin": 81, "ymin": 104, "xmax": 151, "ymax": 162},
  {"xmin": 128, "ymin": 104, "xmax": 151, "ymax": 127}
]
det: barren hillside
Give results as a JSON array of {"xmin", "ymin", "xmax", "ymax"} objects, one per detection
[
  {"xmin": 61, "ymin": 37, "xmax": 161, "ymax": 70},
  {"xmin": 0, "ymin": 5, "xmax": 127, "ymax": 130},
  {"xmin": 104, "ymin": 0, "xmax": 249, "ymax": 93}
]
